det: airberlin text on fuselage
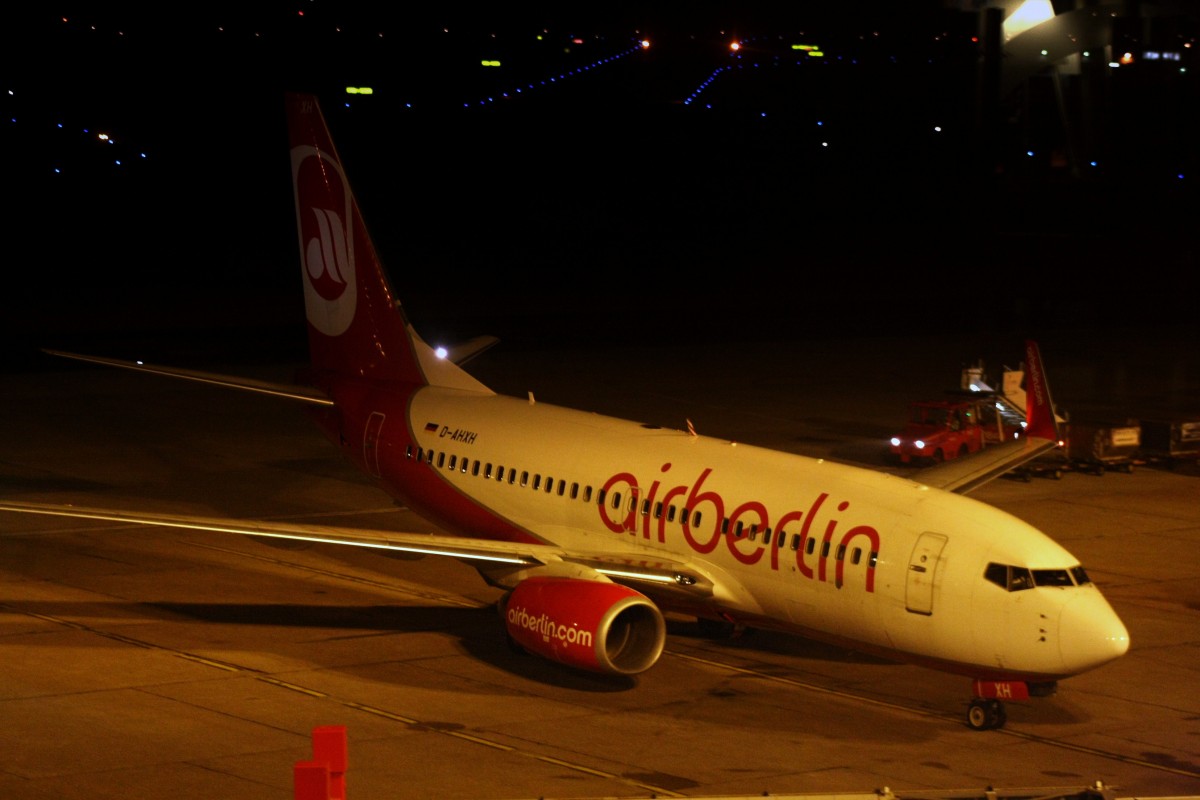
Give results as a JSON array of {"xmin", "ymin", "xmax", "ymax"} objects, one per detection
[{"xmin": 600, "ymin": 464, "xmax": 879, "ymax": 592}]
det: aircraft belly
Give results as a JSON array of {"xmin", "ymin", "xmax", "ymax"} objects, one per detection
[{"xmin": 769, "ymin": 568, "xmax": 881, "ymax": 648}]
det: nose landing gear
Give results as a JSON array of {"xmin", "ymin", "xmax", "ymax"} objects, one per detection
[
  {"xmin": 966, "ymin": 679, "xmax": 1051, "ymax": 730},
  {"xmin": 967, "ymin": 698, "xmax": 1008, "ymax": 730}
]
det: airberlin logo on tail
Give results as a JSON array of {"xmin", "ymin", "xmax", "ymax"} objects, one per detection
[{"xmin": 291, "ymin": 144, "xmax": 357, "ymax": 337}]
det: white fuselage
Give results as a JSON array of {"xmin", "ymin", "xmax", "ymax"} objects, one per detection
[{"xmin": 340, "ymin": 383, "xmax": 1129, "ymax": 682}]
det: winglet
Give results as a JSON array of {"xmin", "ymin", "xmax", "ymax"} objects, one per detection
[{"xmin": 1023, "ymin": 340, "xmax": 1058, "ymax": 442}]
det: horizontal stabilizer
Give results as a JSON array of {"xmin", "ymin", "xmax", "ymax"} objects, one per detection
[{"xmin": 441, "ymin": 335, "xmax": 500, "ymax": 366}]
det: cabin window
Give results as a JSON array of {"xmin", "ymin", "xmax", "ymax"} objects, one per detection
[
  {"xmin": 570, "ymin": 483, "xmax": 579, "ymax": 499},
  {"xmin": 735, "ymin": 521, "xmax": 744, "ymax": 538},
  {"xmin": 692, "ymin": 510, "xmax": 702, "ymax": 527},
  {"xmin": 545, "ymin": 478, "xmax": 553, "ymax": 494},
  {"xmin": 437, "ymin": 452, "xmax": 445, "ymax": 468},
  {"xmin": 583, "ymin": 486, "xmax": 592, "ymax": 503},
  {"xmin": 836, "ymin": 543, "xmax": 846, "ymax": 560},
  {"xmin": 406, "ymin": 445, "xmax": 414, "ymax": 460},
  {"xmin": 642, "ymin": 499, "xmax": 651, "ymax": 516},
  {"xmin": 869, "ymin": 551, "xmax": 878, "ymax": 568},
  {"xmin": 597, "ymin": 488, "xmax": 606, "ymax": 505},
  {"xmin": 484, "ymin": 463, "xmax": 493, "ymax": 479},
  {"xmin": 532, "ymin": 474, "xmax": 541, "ymax": 490},
  {"xmin": 791, "ymin": 533, "xmax": 801, "ymax": 551},
  {"xmin": 611, "ymin": 492, "xmax": 621, "ymax": 509},
  {"xmin": 448, "ymin": 455, "xmax": 457, "ymax": 471},
  {"xmin": 654, "ymin": 502, "xmax": 662, "ymax": 519},
  {"xmin": 557, "ymin": 480, "xmax": 566, "ymax": 497},
  {"xmin": 426, "ymin": 450, "xmax": 434, "ymax": 465},
  {"xmin": 851, "ymin": 547, "xmax": 862, "ymax": 565},
  {"xmin": 806, "ymin": 537, "xmax": 816, "ymax": 555},
  {"xmin": 821, "ymin": 541, "xmax": 830, "ymax": 558},
  {"xmin": 495, "ymin": 466, "xmax": 503, "ymax": 480},
  {"xmin": 461, "ymin": 459, "xmax": 469, "ymax": 474},
  {"xmin": 520, "ymin": 471, "xmax": 529, "ymax": 487},
  {"xmin": 721, "ymin": 518, "xmax": 730, "ymax": 535},
  {"xmin": 666, "ymin": 505, "xmax": 676, "ymax": 523},
  {"xmin": 470, "ymin": 460, "xmax": 479, "ymax": 476}
]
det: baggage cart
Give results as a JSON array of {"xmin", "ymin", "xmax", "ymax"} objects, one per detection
[
  {"xmin": 1138, "ymin": 417, "xmax": 1200, "ymax": 469},
  {"xmin": 1064, "ymin": 418, "xmax": 1140, "ymax": 474},
  {"xmin": 1018, "ymin": 443, "xmax": 1070, "ymax": 480}
]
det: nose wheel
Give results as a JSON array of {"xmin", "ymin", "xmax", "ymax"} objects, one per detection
[{"xmin": 967, "ymin": 698, "xmax": 1007, "ymax": 730}]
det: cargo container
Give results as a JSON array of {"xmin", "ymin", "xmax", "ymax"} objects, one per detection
[
  {"xmin": 1138, "ymin": 417, "xmax": 1200, "ymax": 469},
  {"xmin": 1063, "ymin": 419, "xmax": 1140, "ymax": 474}
]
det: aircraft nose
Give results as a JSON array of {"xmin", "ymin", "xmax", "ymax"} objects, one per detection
[{"xmin": 1058, "ymin": 592, "xmax": 1130, "ymax": 673}]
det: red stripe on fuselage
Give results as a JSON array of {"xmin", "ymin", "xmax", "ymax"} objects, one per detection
[{"xmin": 318, "ymin": 379, "xmax": 543, "ymax": 545}]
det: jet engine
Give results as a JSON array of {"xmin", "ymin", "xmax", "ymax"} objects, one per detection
[{"xmin": 503, "ymin": 576, "xmax": 666, "ymax": 675}]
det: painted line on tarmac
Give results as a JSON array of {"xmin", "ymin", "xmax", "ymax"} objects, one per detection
[
  {"xmin": 667, "ymin": 649, "xmax": 1200, "ymax": 780},
  {"xmin": 7, "ymin": 604, "xmax": 686, "ymax": 797}
]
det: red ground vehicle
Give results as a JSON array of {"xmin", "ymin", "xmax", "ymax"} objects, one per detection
[{"xmin": 888, "ymin": 397, "xmax": 1016, "ymax": 465}]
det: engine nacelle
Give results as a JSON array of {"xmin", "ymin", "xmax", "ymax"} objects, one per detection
[{"xmin": 503, "ymin": 576, "xmax": 666, "ymax": 675}]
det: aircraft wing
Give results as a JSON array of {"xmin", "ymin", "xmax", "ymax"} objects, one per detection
[
  {"xmin": 0, "ymin": 500, "xmax": 714, "ymax": 597},
  {"xmin": 912, "ymin": 339, "xmax": 1060, "ymax": 495},
  {"xmin": 910, "ymin": 435, "xmax": 1060, "ymax": 494},
  {"xmin": 39, "ymin": 338, "xmax": 500, "ymax": 406},
  {"xmin": 42, "ymin": 349, "xmax": 335, "ymax": 406}
]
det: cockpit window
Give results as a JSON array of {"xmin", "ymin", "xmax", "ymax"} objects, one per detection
[
  {"xmin": 985, "ymin": 563, "xmax": 1033, "ymax": 591},
  {"xmin": 984, "ymin": 563, "xmax": 1008, "ymax": 588},
  {"xmin": 1032, "ymin": 569, "xmax": 1074, "ymax": 587},
  {"xmin": 986, "ymin": 562, "xmax": 1091, "ymax": 591},
  {"xmin": 1010, "ymin": 567, "xmax": 1034, "ymax": 590}
]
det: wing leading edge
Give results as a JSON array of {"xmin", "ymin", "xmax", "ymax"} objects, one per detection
[
  {"xmin": 38, "ymin": 337, "xmax": 500, "ymax": 408},
  {"xmin": 42, "ymin": 349, "xmax": 334, "ymax": 407},
  {"xmin": 0, "ymin": 500, "xmax": 714, "ymax": 597}
]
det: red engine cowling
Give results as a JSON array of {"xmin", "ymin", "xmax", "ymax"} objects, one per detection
[{"xmin": 503, "ymin": 577, "xmax": 666, "ymax": 675}]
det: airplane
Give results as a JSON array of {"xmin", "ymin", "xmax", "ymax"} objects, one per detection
[{"xmin": 1, "ymin": 92, "xmax": 1129, "ymax": 732}]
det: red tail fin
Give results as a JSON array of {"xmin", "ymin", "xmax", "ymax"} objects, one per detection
[
  {"xmin": 285, "ymin": 93, "xmax": 488, "ymax": 393},
  {"xmin": 1023, "ymin": 340, "xmax": 1058, "ymax": 441}
]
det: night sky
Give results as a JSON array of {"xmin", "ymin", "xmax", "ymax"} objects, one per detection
[{"xmin": 5, "ymin": 3, "xmax": 1198, "ymax": 369}]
